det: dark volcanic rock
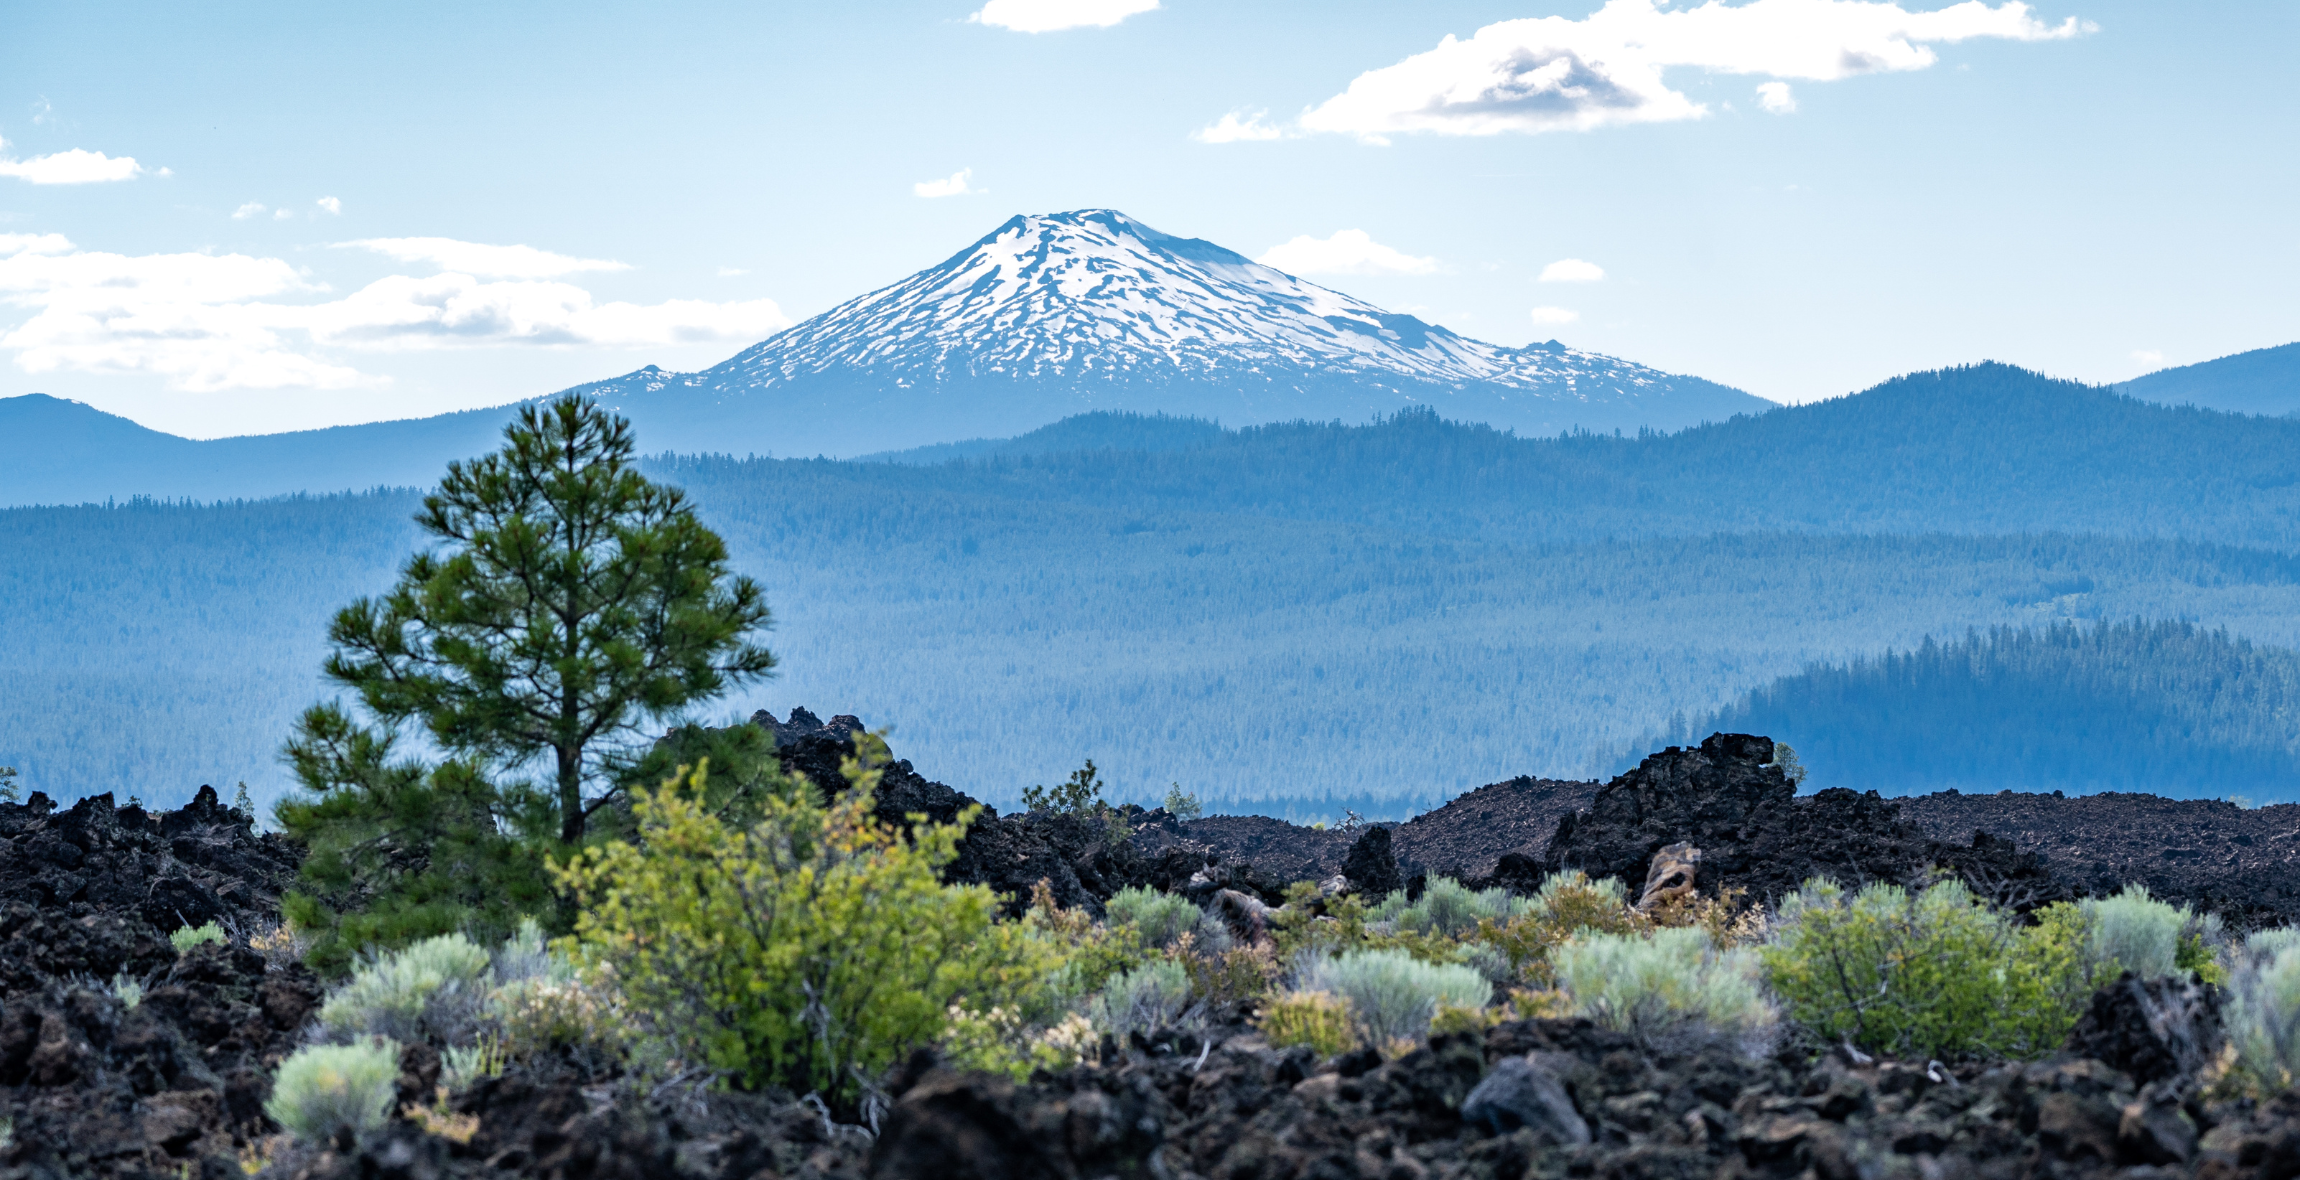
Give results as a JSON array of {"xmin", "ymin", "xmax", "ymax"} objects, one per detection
[
  {"xmin": 0, "ymin": 785, "xmax": 317, "ymax": 1179},
  {"xmin": 1901, "ymin": 791, "xmax": 2300, "ymax": 926},
  {"xmin": 1341, "ymin": 825, "xmax": 1402, "ymax": 896},
  {"xmin": 1388, "ymin": 773, "xmax": 1599, "ymax": 879},
  {"xmin": 2067, "ymin": 972, "xmax": 2224, "ymax": 1087},
  {"xmin": 1544, "ymin": 733, "xmax": 2066, "ymax": 908},
  {"xmin": 759, "ymin": 707, "xmax": 1274, "ymax": 914}
]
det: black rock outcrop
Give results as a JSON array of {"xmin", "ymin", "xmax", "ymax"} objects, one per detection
[{"xmin": 1543, "ymin": 733, "xmax": 2065, "ymax": 908}]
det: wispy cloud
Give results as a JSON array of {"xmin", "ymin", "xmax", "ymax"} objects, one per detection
[
  {"xmin": 913, "ymin": 168, "xmax": 982, "ymax": 198},
  {"xmin": 1257, "ymin": 229, "xmax": 1439, "ymax": 277},
  {"xmin": 1192, "ymin": 109, "xmax": 1291, "ymax": 144},
  {"xmin": 717, "ymin": 266, "xmax": 749, "ymax": 277},
  {"xmin": 1530, "ymin": 306, "xmax": 1580, "ymax": 325},
  {"xmin": 1538, "ymin": 258, "xmax": 1605, "ymax": 283},
  {"xmin": 0, "ymin": 137, "xmax": 149, "ymax": 184},
  {"xmin": 1755, "ymin": 81, "xmax": 1799, "ymax": 113},
  {"xmin": 2131, "ymin": 349, "xmax": 2163, "ymax": 367},
  {"xmin": 316, "ymin": 196, "xmax": 342, "ymax": 215},
  {"xmin": 0, "ymin": 233, "xmax": 790, "ymax": 392},
  {"xmin": 232, "ymin": 202, "xmax": 268, "ymax": 221},
  {"xmin": 970, "ymin": 0, "xmax": 1157, "ymax": 33},
  {"xmin": 339, "ymin": 237, "xmax": 631, "ymax": 278},
  {"xmin": 1255, "ymin": 0, "xmax": 2088, "ymax": 141}
]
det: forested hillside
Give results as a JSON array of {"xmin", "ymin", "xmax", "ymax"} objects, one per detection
[
  {"xmin": 762, "ymin": 364, "xmax": 2300, "ymax": 551},
  {"xmin": 10, "ymin": 475, "xmax": 2300, "ymax": 812},
  {"xmin": 9, "ymin": 362, "xmax": 2299, "ymax": 812},
  {"xmin": 1692, "ymin": 621, "xmax": 2300, "ymax": 798}
]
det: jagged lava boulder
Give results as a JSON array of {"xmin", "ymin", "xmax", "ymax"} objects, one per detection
[
  {"xmin": 0, "ymin": 785, "xmax": 322, "ymax": 1178},
  {"xmin": 1545, "ymin": 732, "xmax": 2065, "ymax": 908},
  {"xmin": 757, "ymin": 708, "xmax": 1245, "ymax": 915}
]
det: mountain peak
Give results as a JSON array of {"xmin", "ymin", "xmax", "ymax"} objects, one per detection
[{"xmin": 583, "ymin": 210, "xmax": 1772, "ymax": 456}]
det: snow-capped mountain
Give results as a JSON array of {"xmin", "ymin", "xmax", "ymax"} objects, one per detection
[{"xmin": 577, "ymin": 210, "xmax": 1769, "ymax": 457}]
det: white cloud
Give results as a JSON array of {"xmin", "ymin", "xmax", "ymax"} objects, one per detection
[
  {"xmin": 1756, "ymin": 81, "xmax": 1799, "ymax": 113},
  {"xmin": 1530, "ymin": 306, "xmax": 1580, "ymax": 324},
  {"xmin": 339, "ymin": 237, "xmax": 631, "ymax": 278},
  {"xmin": 316, "ymin": 196, "xmax": 342, "ymax": 215},
  {"xmin": 0, "ymin": 233, "xmax": 74, "ymax": 257},
  {"xmin": 272, "ymin": 208, "xmax": 294, "ymax": 221},
  {"xmin": 914, "ymin": 168, "xmax": 981, "ymax": 198},
  {"xmin": 1257, "ymin": 229, "xmax": 1440, "ymax": 277},
  {"xmin": 1538, "ymin": 258, "xmax": 1605, "ymax": 282},
  {"xmin": 970, "ymin": 0, "xmax": 1157, "ymax": 32},
  {"xmin": 1295, "ymin": 0, "xmax": 2091, "ymax": 139},
  {"xmin": 0, "ymin": 138, "xmax": 148, "ymax": 184},
  {"xmin": 1192, "ymin": 109, "xmax": 1291, "ymax": 144},
  {"xmin": 2131, "ymin": 349, "xmax": 2163, "ymax": 366},
  {"xmin": 0, "ymin": 233, "xmax": 791, "ymax": 392},
  {"xmin": 231, "ymin": 202, "xmax": 267, "ymax": 220}
]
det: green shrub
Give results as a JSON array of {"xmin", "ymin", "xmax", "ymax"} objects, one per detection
[
  {"xmin": 1762, "ymin": 878, "xmax": 2080, "ymax": 1060},
  {"xmin": 442, "ymin": 1038, "xmax": 506, "ymax": 1091},
  {"xmin": 1092, "ymin": 959, "xmax": 1195, "ymax": 1038},
  {"xmin": 1553, "ymin": 927, "xmax": 1773, "ymax": 1044},
  {"xmin": 1105, "ymin": 887, "xmax": 1202, "ymax": 949},
  {"xmin": 1470, "ymin": 870, "xmax": 1647, "ymax": 984},
  {"xmin": 110, "ymin": 972, "xmax": 144, "ymax": 1011},
  {"xmin": 1026, "ymin": 881, "xmax": 1148, "ymax": 1003},
  {"xmin": 557, "ymin": 743, "xmax": 1063, "ymax": 1101},
  {"xmin": 2221, "ymin": 931, "xmax": 2300, "ymax": 1094},
  {"xmin": 265, "ymin": 1040, "xmax": 402, "ymax": 1144},
  {"xmin": 319, "ymin": 932, "xmax": 494, "ymax": 1045},
  {"xmin": 171, "ymin": 922, "xmax": 224, "ymax": 954},
  {"xmin": 1162, "ymin": 783, "xmax": 1203, "ymax": 822},
  {"xmin": 1257, "ymin": 990, "xmax": 1357, "ymax": 1056},
  {"xmin": 1370, "ymin": 877, "xmax": 1524, "ymax": 938},
  {"xmin": 1295, "ymin": 948, "xmax": 1490, "ymax": 1047},
  {"xmin": 941, "ymin": 1006, "xmax": 1097, "ymax": 1079},
  {"xmin": 2080, "ymin": 886, "xmax": 2186, "ymax": 981}
]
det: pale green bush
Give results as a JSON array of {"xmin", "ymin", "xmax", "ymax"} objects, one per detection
[
  {"xmin": 109, "ymin": 972, "xmax": 144, "ymax": 1011},
  {"xmin": 2222, "ymin": 932, "xmax": 2300, "ymax": 1094},
  {"xmin": 170, "ymin": 922, "xmax": 224, "ymax": 954},
  {"xmin": 2080, "ymin": 886, "xmax": 2185, "ymax": 981},
  {"xmin": 265, "ymin": 1040, "xmax": 402, "ymax": 1143},
  {"xmin": 1554, "ymin": 927, "xmax": 1773, "ymax": 1044},
  {"xmin": 319, "ymin": 932, "xmax": 493, "ymax": 1044},
  {"xmin": 1296, "ymin": 948, "xmax": 1489, "ymax": 1047},
  {"xmin": 1092, "ymin": 959, "xmax": 1194, "ymax": 1038},
  {"xmin": 1370, "ymin": 877, "xmax": 1528, "ymax": 938},
  {"xmin": 1105, "ymin": 887, "xmax": 1202, "ymax": 949}
]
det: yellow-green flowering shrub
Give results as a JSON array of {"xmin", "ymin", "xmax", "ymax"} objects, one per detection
[
  {"xmin": 1257, "ymin": 990, "xmax": 1358, "ymax": 1057},
  {"xmin": 555, "ymin": 742, "xmax": 1065, "ymax": 1100},
  {"xmin": 940, "ymin": 1005, "xmax": 1097, "ymax": 1080}
]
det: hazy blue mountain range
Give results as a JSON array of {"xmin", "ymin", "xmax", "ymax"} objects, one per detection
[
  {"xmin": 8, "ymin": 363, "xmax": 2300, "ymax": 814},
  {"xmin": 2117, "ymin": 341, "xmax": 2300, "ymax": 418},
  {"xmin": 1686, "ymin": 620, "xmax": 2300, "ymax": 798},
  {"xmin": 0, "ymin": 209, "xmax": 1767, "ymax": 509}
]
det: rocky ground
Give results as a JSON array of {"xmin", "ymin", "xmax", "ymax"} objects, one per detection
[{"xmin": 8, "ymin": 716, "xmax": 2300, "ymax": 1179}]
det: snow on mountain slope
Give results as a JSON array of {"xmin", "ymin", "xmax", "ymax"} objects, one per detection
[
  {"xmin": 719, "ymin": 209, "xmax": 1648, "ymax": 391},
  {"xmin": 577, "ymin": 209, "xmax": 1772, "ymax": 455}
]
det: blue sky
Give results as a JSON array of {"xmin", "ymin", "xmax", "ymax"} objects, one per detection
[{"xmin": 2, "ymin": 0, "xmax": 2293, "ymax": 437}]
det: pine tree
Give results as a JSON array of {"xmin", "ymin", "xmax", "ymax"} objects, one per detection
[{"xmin": 279, "ymin": 394, "xmax": 776, "ymax": 968}]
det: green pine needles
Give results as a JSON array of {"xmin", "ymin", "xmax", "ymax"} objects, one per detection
[{"xmin": 278, "ymin": 395, "xmax": 776, "ymax": 971}]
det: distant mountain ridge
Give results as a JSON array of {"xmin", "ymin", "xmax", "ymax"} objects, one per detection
[
  {"xmin": 0, "ymin": 209, "xmax": 1768, "ymax": 505},
  {"xmin": 2116, "ymin": 341, "xmax": 2300, "ymax": 418}
]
